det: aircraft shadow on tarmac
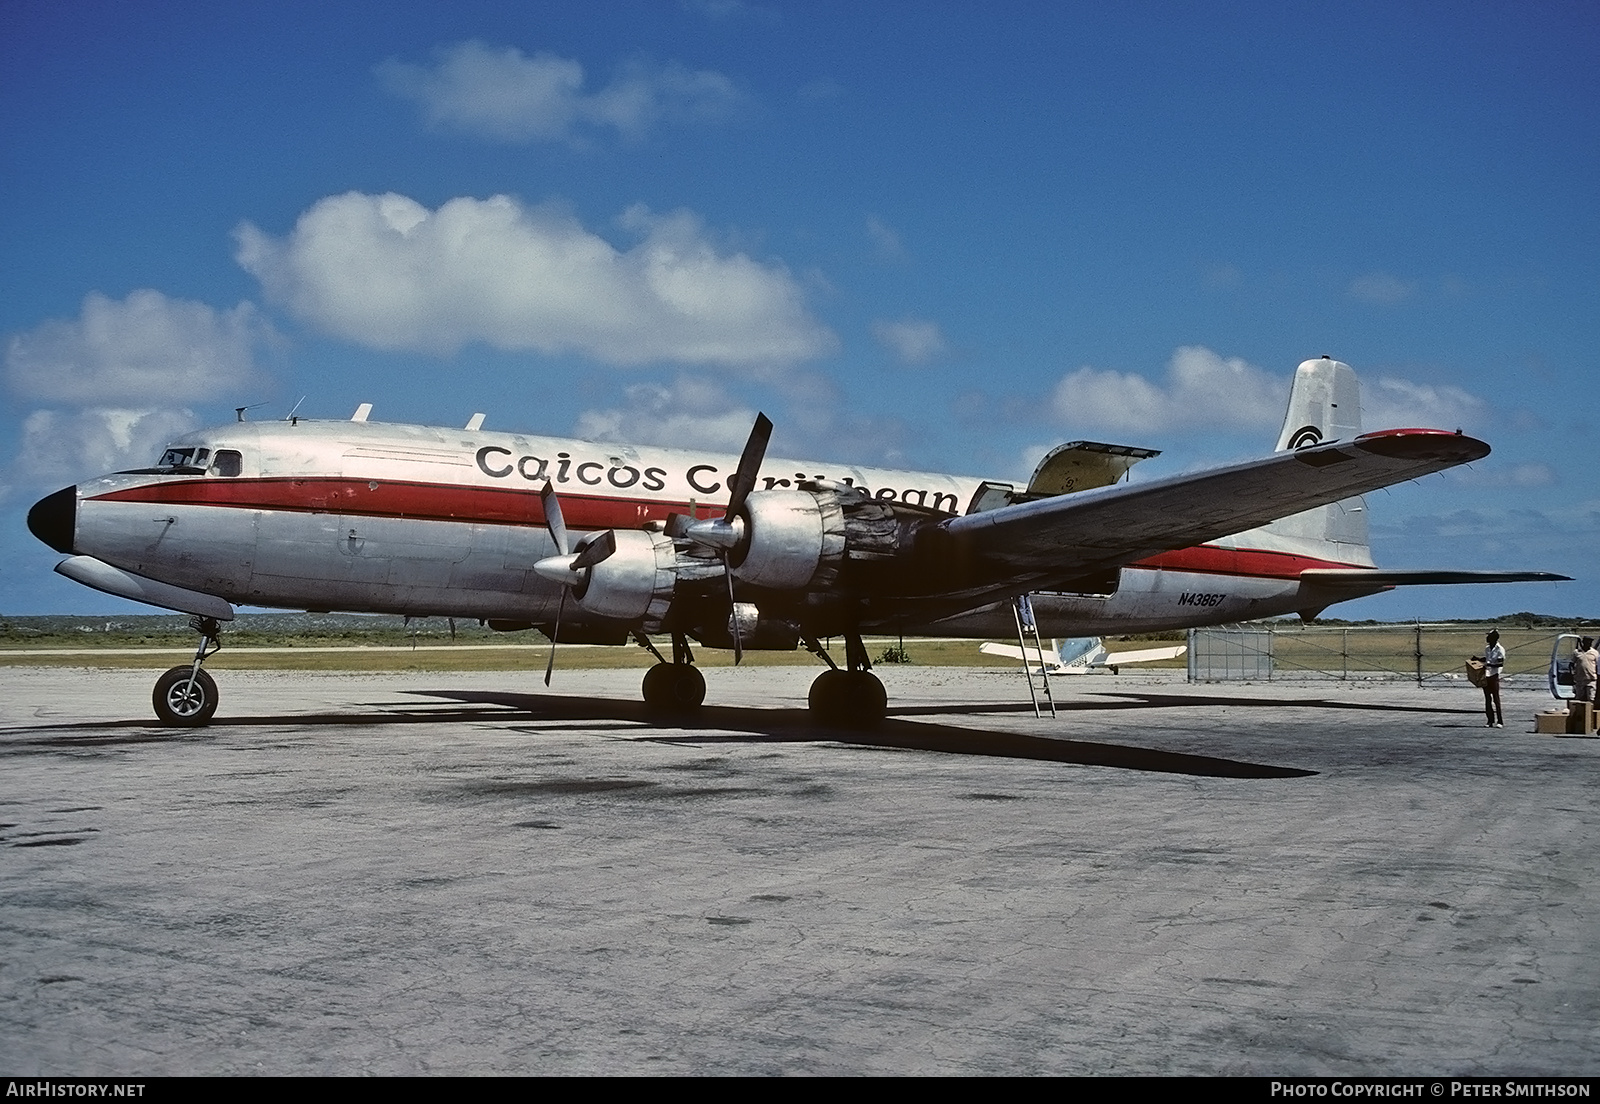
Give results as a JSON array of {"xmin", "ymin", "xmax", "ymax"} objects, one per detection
[
  {"xmin": 1, "ymin": 688, "xmax": 1317, "ymax": 780},
  {"xmin": 400, "ymin": 689, "xmax": 1318, "ymax": 780},
  {"xmin": 888, "ymin": 689, "xmax": 1483, "ymax": 718}
]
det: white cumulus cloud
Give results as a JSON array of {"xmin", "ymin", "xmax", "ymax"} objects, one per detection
[
  {"xmin": 1364, "ymin": 376, "xmax": 1487, "ymax": 432},
  {"xmin": 574, "ymin": 376, "xmax": 759, "ymax": 451},
  {"xmin": 234, "ymin": 192, "xmax": 836, "ymax": 370},
  {"xmin": 5, "ymin": 289, "xmax": 271, "ymax": 405},
  {"xmin": 377, "ymin": 41, "xmax": 742, "ymax": 143},
  {"xmin": 12, "ymin": 407, "xmax": 199, "ymax": 488},
  {"xmin": 1050, "ymin": 346, "xmax": 1287, "ymax": 435},
  {"xmin": 871, "ymin": 316, "xmax": 947, "ymax": 365}
]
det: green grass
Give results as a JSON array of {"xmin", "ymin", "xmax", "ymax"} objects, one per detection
[{"xmin": 4, "ymin": 612, "xmax": 1589, "ymax": 678}]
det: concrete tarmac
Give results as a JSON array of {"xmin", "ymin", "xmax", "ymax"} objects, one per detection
[{"xmin": 1, "ymin": 665, "xmax": 1595, "ymax": 1076}]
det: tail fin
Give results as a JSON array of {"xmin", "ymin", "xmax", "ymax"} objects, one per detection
[
  {"xmin": 1261, "ymin": 357, "xmax": 1372, "ymax": 564},
  {"xmin": 1275, "ymin": 355, "xmax": 1361, "ymax": 451}
]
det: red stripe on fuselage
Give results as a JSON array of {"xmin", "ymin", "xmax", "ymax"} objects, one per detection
[
  {"xmin": 90, "ymin": 477, "xmax": 1370, "ymax": 581},
  {"xmin": 87, "ymin": 477, "xmax": 682, "ymax": 531}
]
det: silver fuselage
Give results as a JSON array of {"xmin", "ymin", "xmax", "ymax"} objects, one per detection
[{"xmin": 38, "ymin": 418, "xmax": 1381, "ymax": 640}]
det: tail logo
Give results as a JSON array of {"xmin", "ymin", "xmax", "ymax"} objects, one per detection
[{"xmin": 1287, "ymin": 425, "xmax": 1323, "ymax": 449}]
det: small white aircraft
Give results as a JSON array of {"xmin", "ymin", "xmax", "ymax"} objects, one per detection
[
  {"xmin": 26, "ymin": 357, "xmax": 1568, "ymax": 726},
  {"xmin": 980, "ymin": 636, "xmax": 1187, "ymax": 674}
]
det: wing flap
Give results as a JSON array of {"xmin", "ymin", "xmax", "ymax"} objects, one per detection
[{"xmin": 940, "ymin": 429, "xmax": 1490, "ymax": 584}]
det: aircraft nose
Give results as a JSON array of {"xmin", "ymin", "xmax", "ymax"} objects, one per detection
[{"xmin": 27, "ymin": 486, "xmax": 77, "ymax": 554}]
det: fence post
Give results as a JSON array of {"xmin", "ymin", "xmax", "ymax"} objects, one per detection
[
  {"xmin": 1342, "ymin": 628, "xmax": 1349, "ymax": 682},
  {"xmin": 1415, "ymin": 622, "xmax": 1423, "ymax": 686}
]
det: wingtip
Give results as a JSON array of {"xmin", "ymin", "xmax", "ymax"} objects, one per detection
[{"xmin": 1354, "ymin": 428, "xmax": 1490, "ymax": 463}]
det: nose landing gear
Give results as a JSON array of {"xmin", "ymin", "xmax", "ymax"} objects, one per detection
[{"xmin": 152, "ymin": 616, "xmax": 222, "ymax": 726}]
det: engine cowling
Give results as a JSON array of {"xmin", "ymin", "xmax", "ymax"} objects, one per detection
[
  {"xmin": 572, "ymin": 528, "xmax": 678, "ymax": 623},
  {"xmin": 728, "ymin": 490, "xmax": 846, "ymax": 589}
]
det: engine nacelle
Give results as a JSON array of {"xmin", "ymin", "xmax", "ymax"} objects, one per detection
[
  {"xmin": 573, "ymin": 529, "xmax": 677, "ymax": 623},
  {"xmin": 729, "ymin": 490, "xmax": 846, "ymax": 589},
  {"xmin": 690, "ymin": 601, "xmax": 801, "ymax": 652}
]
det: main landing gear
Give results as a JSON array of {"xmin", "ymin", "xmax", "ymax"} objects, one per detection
[
  {"xmin": 152, "ymin": 616, "xmax": 222, "ymax": 726},
  {"xmin": 638, "ymin": 631, "xmax": 707, "ymax": 713},
  {"xmin": 804, "ymin": 633, "xmax": 886, "ymax": 728},
  {"xmin": 632, "ymin": 629, "xmax": 886, "ymax": 726}
]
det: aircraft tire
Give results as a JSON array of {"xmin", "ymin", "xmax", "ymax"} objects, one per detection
[
  {"xmin": 152, "ymin": 666, "xmax": 218, "ymax": 727},
  {"xmin": 642, "ymin": 663, "xmax": 705, "ymax": 712},
  {"xmin": 808, "ymin": 669, "xmax": 886, "ymax": 728}
]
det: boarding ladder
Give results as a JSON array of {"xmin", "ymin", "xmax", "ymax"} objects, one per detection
[{"xmin": 1010, "ymin": 593, "xmax": 1057, "ymax": 719}]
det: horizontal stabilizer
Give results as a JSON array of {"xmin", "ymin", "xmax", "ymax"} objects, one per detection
[{"xmin": 1299, "ymin": 568, "xmax": 1572, "ymax": 588}]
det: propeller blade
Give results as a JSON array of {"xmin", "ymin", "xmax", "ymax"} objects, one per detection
[
  {"xmin": 544, "ymin": 588, "xmax": 565, "ymax": 686},
  {"xmin": 723, "ymin": 413, "xmax": 773, "ymax": 521},
  {"xmin": 540, "ymin": 481, "xmax": 569, "ymax": 557},
  {"xmin": 571, "ymin": 529, "xmax": 617, "ymax": 571},
  {"xmin": 725, "ymin": 559, "xmax": 743, "ymax": 665}
]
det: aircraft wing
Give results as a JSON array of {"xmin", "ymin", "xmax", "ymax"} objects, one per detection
[
  {"xmin": 939, "ymin": 429, "xmax": 1493, "ymax": 587},
  {"xmin": 1100, "ymin": 644, "xmax": 1188, "ymax": 666},
  {"xmin": 978, "ymin": 642, "xmax": 1062, "ymax": 669}
]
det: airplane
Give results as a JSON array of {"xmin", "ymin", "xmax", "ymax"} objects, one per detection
[
  {"xmin": 25, "ymin": 356, "xmax": 1570, "ymax": 728},
  {"xmin": 979, "ymin": 636, "xmax": 1188, "ymax": 674}
]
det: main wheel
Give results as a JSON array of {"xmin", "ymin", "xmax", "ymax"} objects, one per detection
[
  {"xmin": 808, "ymin": 669, "xmax": 886, "ymax": 728},
  {"xmin": 642, "ymin": 663, "xmax": 706, "ymax": 712},
  {"xmin": 153, "ymin": 666, "xmax": 218, "ymax": 727}
]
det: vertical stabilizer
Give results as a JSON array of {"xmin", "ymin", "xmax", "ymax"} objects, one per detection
[
  {"xmin": 1259, "ymin": 357, "xmax": 1372, "ymax": 564},
  {"xmin": 1275, "ymin": 356, "xmax": 1361, "ymax": 451}
]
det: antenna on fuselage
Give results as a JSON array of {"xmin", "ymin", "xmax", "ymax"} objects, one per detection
[
  {"xmin": 234, "ymin": 402, "xmax": 269, "ymax": 422},
  {"xmin": 284, "ymin": 397, "xmax": 307, "ymax": 422}
]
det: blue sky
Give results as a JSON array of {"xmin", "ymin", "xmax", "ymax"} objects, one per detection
[{"xmin": 3, "ymin": 0, "xmax": 1595, "ymax": 619}]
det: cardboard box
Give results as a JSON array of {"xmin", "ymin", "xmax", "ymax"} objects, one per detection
[
  {"xmin": 1567, "ymin": 701, "xmax": 1596, "ymax": 736},
  {"xmin": 1535, "ymin": 711, "xmax": 1569, "ymax": 734}
]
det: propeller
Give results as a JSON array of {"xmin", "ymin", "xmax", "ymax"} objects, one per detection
[
  {"xmin": 681, "ymin": 413, "xmax": 772, "ymax": 665},
  {"xmin": 533, "ymin": 481, "xmax": 617, "ymax": 685}
]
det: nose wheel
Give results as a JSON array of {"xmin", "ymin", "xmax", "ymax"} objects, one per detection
[
  {"xmin": 153, "ymin": 666, "xmax": 218, "ymax": 726},
  {"xmin": 152, "ymin": 616, "xmax": 222, "ymax": 726}
]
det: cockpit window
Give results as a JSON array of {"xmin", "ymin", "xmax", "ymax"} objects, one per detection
[
  {"xmin": 122, "ymin": 446, "xmax": 213, "ymax": 475},
  {"xmin": 210, "ymin": 450, "xmax": 242, "ymax": 477},
  {"xmin": 157, "ymin": 447, "xmax": 209, "ymax": 469}
]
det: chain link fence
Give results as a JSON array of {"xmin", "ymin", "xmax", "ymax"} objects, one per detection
[{"xmin": 1187, "ymin": 622, "xmax": 1600, "ymax": 688}]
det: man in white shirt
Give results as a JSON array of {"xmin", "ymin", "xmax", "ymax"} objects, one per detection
[{"xmin": 1481, "ymin": 630, "xmax": 1505, "ymax": 728}]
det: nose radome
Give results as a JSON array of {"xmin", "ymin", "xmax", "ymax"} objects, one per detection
[{"xmin": 27, "ymin": 486, "xmax": 76, "ymax": 554}]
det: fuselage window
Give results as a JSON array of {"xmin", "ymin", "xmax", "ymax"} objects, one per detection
[{"xmin": 211, "ymin": 450, "xmax": 243, "ymax": 477}]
